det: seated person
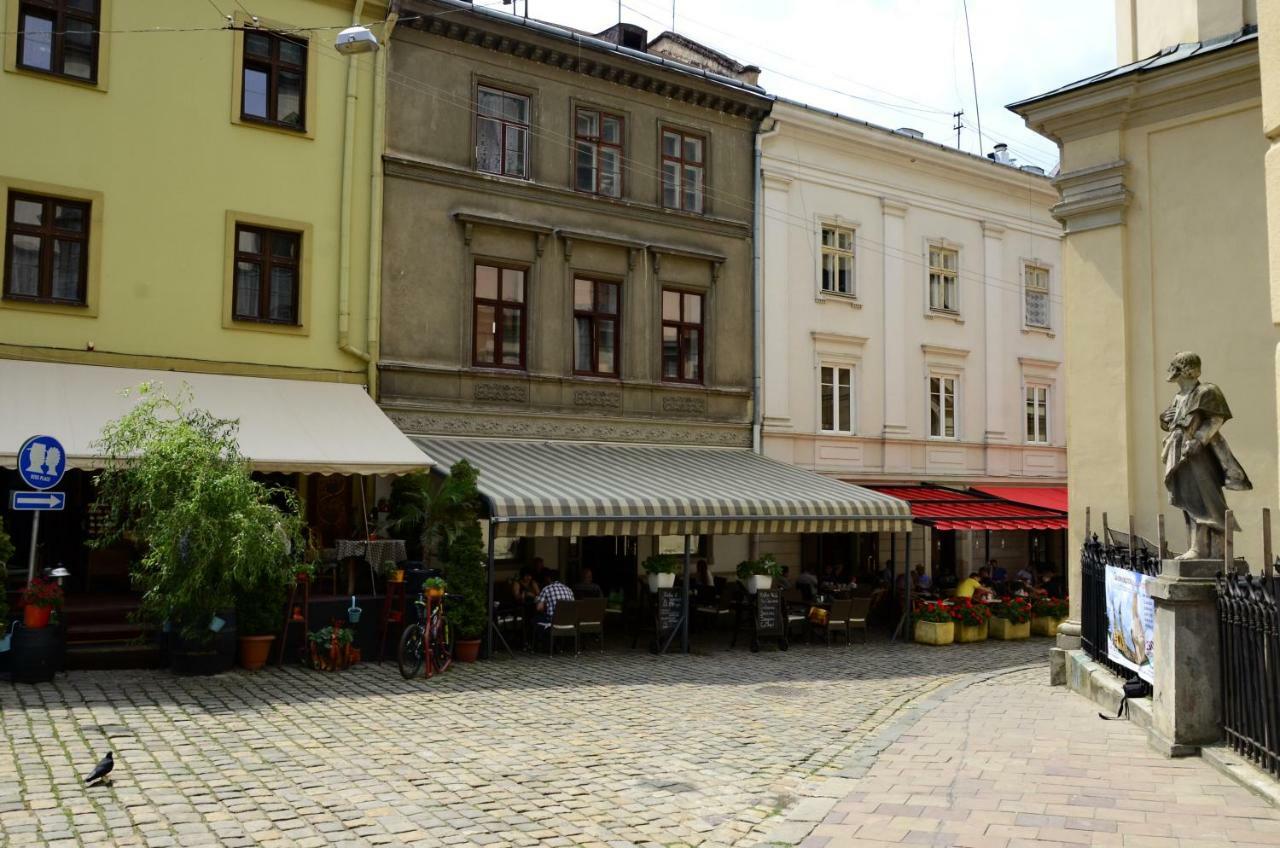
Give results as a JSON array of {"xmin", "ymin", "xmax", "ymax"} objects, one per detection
[
  {"xmin": 953, "ymin": 572, "xmax": 991, "ymax": 601},
  {"xmin": 693, "ymin": 558, "xmax": 714, "ymax": 588},
  {"xmin": 510, "ymin": 566, "xmax": 540, "ymax": 604},
  {"xmin": 776, "ymin": 565, "xmax": 793, "ymax": 591},
  {"xmin": 913, "ymin": 564, "xmax": 932, "ymax": 592},
  {"xmin": 535, "ymin": 572, "xmax": 575, "ymax": 624},
  {"xmin": 1015, "ymin": 564, "xmax": 1035, "ymax": 585},
  {"xmin": 989, "ymin": 559, "xmax": 1008, "ymax": 583},
  {"xmin": 573, "ymin": 566, "xmax": 603, "ymax": 598}
]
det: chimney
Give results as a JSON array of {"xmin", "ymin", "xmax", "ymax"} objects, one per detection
[
  {"xmin": 597, "ymin": 23, "xmax": 648, "ymax": 51},
  {"xmin": 986, "ymin": 143, "xmax": 1011, "ymax": 165}
]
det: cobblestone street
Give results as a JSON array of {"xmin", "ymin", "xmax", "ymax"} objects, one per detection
[{"xmin": 0, "ymin": 639, "xmax": 1045, "ymax": 847}]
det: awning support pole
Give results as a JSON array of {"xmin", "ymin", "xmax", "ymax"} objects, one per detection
[
  {"xmin": 26, "ymin": 511, "xmax": 40, "ymax": 584},
  {"xmin": 682, "ymin": 534, "xmax": 691, "ymax": 655},
  {"xmin": 484, "ymin": 520, "xmax": 495, "ymax": 659},
  {"xmin": 893, "ymin": 531, "xmax": 913, "ymax": 642}
]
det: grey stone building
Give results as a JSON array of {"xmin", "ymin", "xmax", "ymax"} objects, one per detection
[{"xmin": 378, "ymin": 0, "xmax": 770, "ymax": 448}]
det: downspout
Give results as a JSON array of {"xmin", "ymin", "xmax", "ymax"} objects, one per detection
[
  {"xmin": 752, "ymin": 117, "xmax": 781, "ymax": 454},
  {"xmin": 338, "ymin": 0, "xmax": 372, "ymax": 371},
  {"xmin": 365, "ymin": 8, "xmax": 399, "ymax": 397}
]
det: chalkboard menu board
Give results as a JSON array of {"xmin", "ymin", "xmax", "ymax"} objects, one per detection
[
  {"xmin": 656, "ymin": 588, "xmax": 683, "ymax": 636},
  {"xmin": 754, "ymin": 590, "xmax": 783, "ymax": 638}
]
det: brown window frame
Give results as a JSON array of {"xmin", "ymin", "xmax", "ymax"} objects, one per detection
[
  {"xmin": 573, "ymin": 277, "xmax": 621, "ymax": 378},
  {"xmin": 574, "ymin": 107, "xmax": 624, "ymax": 198},
  {"xmin": 660, "ymin": 126, "xmax": 707, "ymax": 214},
  {"xmin": 661, "ymin": 288, "xmax": 704, "ymax": 385},
  {"xmin": 475, "ymin": 85, "xmax": 531, "ymax": 179},
  {"xmin": 472, "ymin": 262, "xmax": 528, "ymax": 370},
  {"xmin": 16, "ymin": 0, "xmax": 100, "ymax": 83},
  {"xmin": 241, "ymin": 28, "xmax": 308, "ymax": 131},
  {"xmin": 232, "ymin": 223, "xmax": 301, "ymax": 325},
  {"xmin": 3, "ymin": 191, "xmax": 90, "ymax": 306}
]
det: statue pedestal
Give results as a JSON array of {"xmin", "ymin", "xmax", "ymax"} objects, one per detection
[{"xmin": 1146, "ymin": 558, "xmax": 1237, "ymax": 756}]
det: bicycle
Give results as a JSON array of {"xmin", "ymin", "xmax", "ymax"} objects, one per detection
[{"xmin": 397, "ymin": 591, "xmax": 458, "ymax": 679}]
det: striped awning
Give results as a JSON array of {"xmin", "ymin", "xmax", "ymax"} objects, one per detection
[{"xmin": 411, "ymin": 437, "xmax": 913, "ymax": 538}]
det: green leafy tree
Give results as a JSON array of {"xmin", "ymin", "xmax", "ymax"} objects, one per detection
[
  {"xmin": 388, "ymin": 466, "xmax": 481, "ymax": 567},
  {"xmin": 0, "ymin": 516, "xmax": 15, "ymax": 570},
  {"xmin": 435, "ymin": 461, "xmax": 487, "ymax": 640},
  {"xmin": 92, "ymin": 384, "xmax": 304, "ymax": 646}
]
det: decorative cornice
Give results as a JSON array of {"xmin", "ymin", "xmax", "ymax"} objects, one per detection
[
  {"xmin": 981, "ymin": 221, "xmax": 1005, "ymax": 239},
  {"xmin": 387, "ymin": 155, "xmax": 751, "ymax": 238},
  {"xmin": 400, "ymin": 4, "xmax": 771, "ymax": 122},
  {"xmin": 1050, "ymin": 160, "xmax": 1130, "ymax": 233},
  {"xmin": 1018, "ymin": 356, "xmax": 1061, "ymax": 370},
  {"xmin": 920, "ymin": 343, "xmax": 970, "ymax": 359},
  {"xmin": 378, "ymin": 358, "xmax": 752, "ymax": 398},
  {"xmin": 810, "ymin": 331, "xmax": 869, "ymax": 349},
  {"xmin": 880, "ymin": 196, "xmax": 909, "ymax": 218},
  {"xmin": 761, "ymin": 171, "xmax": 793, "ymax": 191}
]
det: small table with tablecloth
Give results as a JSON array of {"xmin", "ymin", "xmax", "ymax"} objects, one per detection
[{"xmin": 335, "ymin": 539, "xmax": 407, "ymax": 595}]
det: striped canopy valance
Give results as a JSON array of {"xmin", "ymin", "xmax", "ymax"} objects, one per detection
[{"xmin": 410, "ymin": 437, "xmax": 913, "ymax": 538}]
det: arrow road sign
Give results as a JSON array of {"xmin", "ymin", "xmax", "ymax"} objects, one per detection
[{"xmin": 11, "ymin": 491, "xmax": 65, "ymax": 511}]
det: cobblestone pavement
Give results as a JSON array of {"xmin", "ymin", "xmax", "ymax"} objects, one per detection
[
  {"xmin": 0, "ymin": 637, "xmax": 1046, "ymax": 847},
  {"xmin": 795, "ymin": 666, "xmax": 1280, "ymax": 848}
]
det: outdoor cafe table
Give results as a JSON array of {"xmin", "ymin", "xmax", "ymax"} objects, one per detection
[{"xmin": 335, "ymin": 538, "xmax": 407, "ymax": 595}]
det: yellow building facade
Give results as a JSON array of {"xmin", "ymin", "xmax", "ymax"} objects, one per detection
[
  {"xmin": 1011, "ymin": 0, "xmax": 1271, "ymax": 644},
  {"xmin": 0, "ymin": 0, "xmax": 391, "ymax": 388}
]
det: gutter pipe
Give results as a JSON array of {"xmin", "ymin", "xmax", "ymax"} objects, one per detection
[
  {"xmin": 365, "ymin": 8, "xmax": 399, "ymax": 397},
  {"xmin": 339, "ymin": 1, "xmax": 372, "ymax": 371},
  {"xmin": 752, "ymin": 117, "xmax": 780, "ymax": 455}
]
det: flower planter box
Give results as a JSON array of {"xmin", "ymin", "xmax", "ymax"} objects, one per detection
[
  {"xmin": 989, "ymin": 617, "xmax": 1030, "ymax": 641},
  {"xmin": 957, "ymin": 621, "xmax": 988, "ymax": 643},
  {"xmin": 1031, "ymin": 616, "xmax": 1061, "ymax": 637},
  {"xmin": 914, "ymin": 620, "xmax": 954, "ymax": 646},
  {"xmin": 647, "ymin": 572, "xmax": 676, "ymax": 592}
]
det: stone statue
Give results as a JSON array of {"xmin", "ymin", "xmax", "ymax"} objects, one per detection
[{"xmin": 1160, "ymin": 351, "xmax": 1252, "ymax": 559}]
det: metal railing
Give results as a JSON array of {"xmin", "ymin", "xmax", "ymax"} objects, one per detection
[
  {"xmin": 1218, "ymin": 565, "xmax": 1280, "ymax": 777},
  {"xmin": 1080, "ymin": 531, "xmax": 1161, "ymax": 691}
]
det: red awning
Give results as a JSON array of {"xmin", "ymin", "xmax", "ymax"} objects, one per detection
[
  {"xmin": 972, "ymin": 485, "xmax": 1067, "ymax": 513},
  {"xmin": 867, "ymin": 484, "xmax": 1068, "ymax": 531}
]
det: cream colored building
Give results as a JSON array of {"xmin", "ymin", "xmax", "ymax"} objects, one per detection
[
  {"xmin": 758, "ymin": 100, "xmax": 1064, "ymax": 576},
  {"xmin": 1011, "ymin": 0, "xmax": 1271, "ymax": 642}
]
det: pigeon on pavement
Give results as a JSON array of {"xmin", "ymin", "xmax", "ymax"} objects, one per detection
[{"xmin": 83, "ymin": 752, "xmax": 113, "ymax": 786}]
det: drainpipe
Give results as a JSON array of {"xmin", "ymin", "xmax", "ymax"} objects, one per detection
[
  {"xmin": 338, "ymin": 0, "xmax": 372, "ymax": 372},
  {"xmin": 752, "ymin": 117, "xmax": 781, "ymax": 454},
  {"xmin": 364, "ymin": 8, "xmax": 398, "ymax": 397}
]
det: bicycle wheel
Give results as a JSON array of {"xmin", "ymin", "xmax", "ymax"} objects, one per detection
[
  {"xmin": 397, "ymin": 623, "xmax": 425, "ymax": 679},
  {"xmin": 432, "ymin": 617, "xmax": 454, "ymax": 674}
]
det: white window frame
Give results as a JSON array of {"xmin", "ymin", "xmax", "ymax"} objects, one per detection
[
  {"xmin": 1024, "ymin": 383, "xmax": 1050, "ymax": 445},
  {"xmin": 1023, "ymin": 262, "xmax": 1051, "ymax": 331},
  {"xmin": 927, "ymin": 243, "xmax": 960, "ymax": 314},
  {"xmin": 475, "ymin": 84, "xmax": 531, "ymax": 180},
  {"xmin": 819, "ymin": 223, "xmax": 856, "ymax": 298},
  {"xmin": 928, "ymin": 374, "xmax": 959, "ymax": 440},
  {"xmin": 818, "ymin": 363, "xmax": 856, "ymax": 435}
]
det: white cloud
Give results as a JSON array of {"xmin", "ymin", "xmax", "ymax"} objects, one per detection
[{"xmin": 483, "ymin": 0, "xmax": 1116, "ymax": 168}]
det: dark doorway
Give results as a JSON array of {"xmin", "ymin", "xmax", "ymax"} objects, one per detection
[{"xmin": 577, "ymin": 536, "xmax": 637, "ymax": 597}]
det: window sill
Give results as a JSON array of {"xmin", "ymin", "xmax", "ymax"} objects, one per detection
[
  {"xmin": 474, "ymin": 168, "xmax": 533, "ymax": 184},
  {"xmin": 0, "ymin": 296, "xmax": 96, "ymax": 318},
  {"xmin": 816, "ymin": 290, "xmax": 861, "ymax": 308},
  {"xmin": 925, "ymin": 309, "xmax": 964, "ymax": 324},
  {"xmin": 470, "ymin": 363, "xmax": 528, "ymax": 374},
  {"xmin": 232, "ymin": 113, "xmax": 314, "ymax": 140},
  {"xmin": 225, "ymin": 316, "xmax": 309, "ymax": 336},
  {"xmin": 926, "ymin": 435, "xmax": 960, "ymax": 442},
  {"xmin": 1021, "ymin": 325, "xmax": 1056, "ymax": 338},
  {"xmin": 818, "ymin": 430, "xmax": 857, "ymax": 437},
  {"xmin": 5, "ymin": 63, "xmax": 106, "ymax": 92},
  {"xmin": 660, "ymin": 379, "xmax": 704, "ymax": 387}
]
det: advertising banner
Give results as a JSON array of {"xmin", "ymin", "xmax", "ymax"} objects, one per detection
[{"xmin": 1105, "ymin": 565, "xmax": 1156, "ymax": 684}]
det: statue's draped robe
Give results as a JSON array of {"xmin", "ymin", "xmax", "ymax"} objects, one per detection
[{"xmin": 1160, "ymin": 382, "xmax": 1252, "ymax": 531}]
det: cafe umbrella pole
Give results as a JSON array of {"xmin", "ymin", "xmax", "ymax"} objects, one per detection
[
  {"xmin": 484, "ymin": 518, "xmax": 515, "ymax": 660},
  {"xmin": 682, "ymin": 534, "xmax": 691, "ymax": 654}
]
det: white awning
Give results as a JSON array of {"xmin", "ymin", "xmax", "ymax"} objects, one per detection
[{"xmin": 0, "ymin": 360, "xmax": 433, "ymax": 476}]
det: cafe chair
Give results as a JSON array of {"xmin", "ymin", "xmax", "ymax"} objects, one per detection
[
  {"xmin": 782, "ymin": 588, "xmax": 807, "ymax": 639},
  {"xmin": 575, "ymin": 597, "xmax": 607, "ymax": 652},
  {"xmin": 540, "ymin": 600, "xmax": 579, "ymax": 656},
  {"xmin": 696, "ymin": 587, "xmax": 734, "ymax": 631},
  {"xmin": 812, "ymin": 598, "xmax": 854, "ymax": 647},
  {"xmin": 847, "ymin": 597, "xmax": 872, "ymax": 644}
]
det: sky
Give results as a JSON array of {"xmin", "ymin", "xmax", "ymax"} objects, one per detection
[{"xmin": 474, "ymin": 0, "xmax": 1118, "ymax": 171}]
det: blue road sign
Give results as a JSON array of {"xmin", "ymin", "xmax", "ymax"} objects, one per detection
[
  {"xmin": 18, "ymin": 435, "xmax": 66, "ymax": 490},
  {"xmin": 10, "ymin": 491, "xmax": 65, "ymax": 511}
]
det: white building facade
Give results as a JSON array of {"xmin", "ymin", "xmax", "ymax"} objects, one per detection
[{"xmin": 758, "ymin": 100, "xmax": 1065, "ymax": 580}]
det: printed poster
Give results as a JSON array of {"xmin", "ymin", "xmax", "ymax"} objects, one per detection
[{"xmin": 1105, "ymin": 565, "xmax": 1155, "ymax": 684}]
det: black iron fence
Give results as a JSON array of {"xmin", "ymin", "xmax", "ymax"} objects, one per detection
[
  {"xmin": 1080, "ymin": 534, "xmax": 1161, "ymax": 689},
  {"xmin": 1218, "ymin": 569, "xmax": 1280, "ymax": 777}
]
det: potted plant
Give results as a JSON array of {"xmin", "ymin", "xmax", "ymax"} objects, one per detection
[
  {"xmin": 235, "ymin": 579, "xmax": 286, "ymax": 671},
  {"xmin": 307, "ymin": 625, "xmax": 358, "ymax": 671},
  {"xmin": 384, "ymin": 559, "xmax": 405, "ymax": 584},
  {"xmin": 437, "ymin": 461, "xmax": 486, "ymax": 663},
  {"xmin": 952, "ymin": 598, "xmax": 991, "ymax": 642},
  {"xmin": 92, "ymin": 384, "xmax": 304, "ymax": 675},
  {"xmin": 988, "ymin": 597, "xmax": 1033, "ymax": 640},
  {"xmin": 736, "ymin": 554, "xmax": 783, "ymax": 594},
  {"xmin": 913, "ymin": 601, "xmax": 956, "ymax": 646},
  {"xmin": 424, "ymin": 577, "xmax": 447, "ymax": 598},
  {"xmin": 643, "ymin": 554, "xmax": 680, "ymax": 592},
  {"xmin": 389, "ymin": 468, "xmax": 481, "ymax": 568},
  {"xmin": 1032, "ymin": 596, "xmax": 1068, "ymax": 637},
  {"xmin": 20, "ymin": 577, "xmax": 63, "ymax": 629}
]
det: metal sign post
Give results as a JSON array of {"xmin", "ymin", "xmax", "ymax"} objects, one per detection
[{"xmin": 15, "ymin": 434, "xmax": 67, "ymax": 584}]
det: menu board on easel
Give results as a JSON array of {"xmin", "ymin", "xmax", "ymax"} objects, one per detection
[
  {"xmin": 754, "ymin": 589, "xmax": 783, "ymax": 639},
  {"xmin": 656, "ymin": 588, "xmax": 683, "ymax": 640}
]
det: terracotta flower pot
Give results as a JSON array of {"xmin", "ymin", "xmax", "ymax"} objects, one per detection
[
  {"xmin": 914, "ymin": 620, "xmax": 954, "ymax": 646},
  {"xmin": 23, "ymin": 605, "xmax": 52, "ymax": 629},
  {"xmin": 989, "ymin": 617, "xmax": 1030, "ymax": 640},
  {"xmin": 238, "ymin": 635, "xmax": 275, "ymax": 671},
  {"xmin": 455, "ymin": 638, "xmax": 481, "ymax": 663}
]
